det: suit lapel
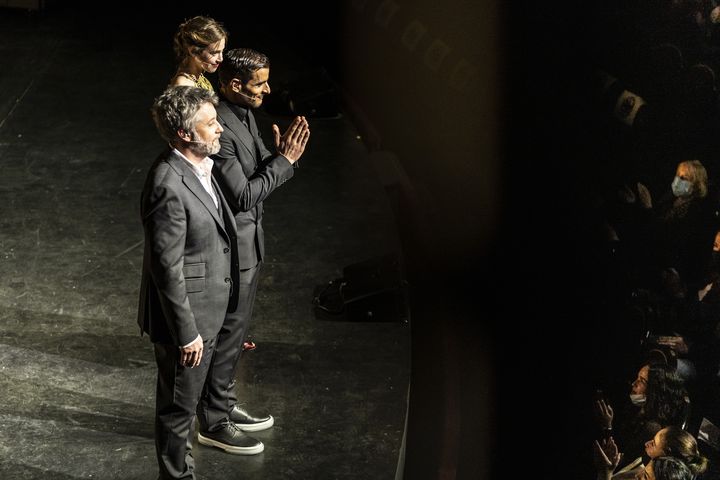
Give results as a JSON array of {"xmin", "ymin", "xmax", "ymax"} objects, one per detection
[
  {"xmin": 216, "ymin": 101, "xmax": 257, "ymax": 165},
  {"xmin": 246, "ymin": 111, "xmax": 266, "ymax": 164},
  {"xmin": 213, "ymin": 175, "xmax": 236, "ymax": 235},
  {"xmin": 167, "ymin": 151, "xmax": 229, "ymax": 242}
]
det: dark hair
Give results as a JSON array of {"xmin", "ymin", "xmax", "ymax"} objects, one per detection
[
  {"xmin": 652, "ymin": 456, "xmax": 694, "ymax": 480},
  {"xmin": 644, "ymin": 363, "xmax": 688, "ymax": 426},
  {"xmin": 151, "ymin": 86, "xmax": 218, "ymax": 146},
  {"xmin": 173, "ymin": 16, "xmax": 228, "ymax": 61},
  {"xmin": 218, "ymin": 48, "xmax": 270, "ymax": 86}
]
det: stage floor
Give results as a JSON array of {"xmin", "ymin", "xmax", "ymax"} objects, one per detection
[{"xmin": 0, "ymin": 7, "xmax": 409, "ymax": 479}]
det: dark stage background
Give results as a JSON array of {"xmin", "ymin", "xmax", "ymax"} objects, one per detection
[{"xmin": 2, "ymin": 0, "xmax": 618, "ymax": 478}]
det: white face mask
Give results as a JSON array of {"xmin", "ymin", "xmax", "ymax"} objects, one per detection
[
  {"xmin": 671, "ymin": 176, "xmax": 693, "ymax": 197},
  {"xmin": 630, "ymin": 393, "xmax": 646, "ymax": 406}
]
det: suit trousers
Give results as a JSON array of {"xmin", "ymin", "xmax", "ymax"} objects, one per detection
[
  {"xmin": 154, "ymin": 336, "xmax": 218, "ymax": 480},
  {"xmin": 197, "ymin": 261, "xmax": 262, "ymax": 431}
]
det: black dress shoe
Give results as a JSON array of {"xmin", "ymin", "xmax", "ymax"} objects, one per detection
[
  {"xmin": 230, "ymin": 406, "xmax": 274, "ymax": 432},
  {"xmin": 198, "ymin": 421, "xmax": 264, "ymax": 455}
]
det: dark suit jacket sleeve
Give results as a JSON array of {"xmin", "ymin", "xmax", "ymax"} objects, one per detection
[
  {"xmin": 257, "ymin": 127, "xmax": 274, "ymax": 163},
  {"xmin": 211, "ymin": 134, "xmax": 294, "ymax": 214},
  {"xmin": 142, "ymin": 181, "xmax": 199, "ymax": 346}
]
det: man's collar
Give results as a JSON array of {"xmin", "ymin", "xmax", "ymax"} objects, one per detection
[
  {"xmin": 172, "ymin": 148, "xmax": 212, "ymax": 175},
  {"xmin": 229, "ymin": 102, "xmax": 250, "ymax": 125},
  {"xmin": 219, "ymin": 90, "xmax": 251, "ymax": 124}
]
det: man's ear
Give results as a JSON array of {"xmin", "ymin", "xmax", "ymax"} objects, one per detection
[
  {"xmin": 178, "ymin": 129, "xmax": 192, "ymax": 142},
  {"xmin": 230, "ymin": 78, "xmax": 243, "ymax": 92}
]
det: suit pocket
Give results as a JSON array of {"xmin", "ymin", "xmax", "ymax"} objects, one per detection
[{"xmin": 183, "ymin": 262, "xmax": 206, "ymax": 293}]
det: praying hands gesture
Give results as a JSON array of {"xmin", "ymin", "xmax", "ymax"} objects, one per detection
[{"xmin": 273, "ymin": 116, "xmax": 310, "ymax": 163}]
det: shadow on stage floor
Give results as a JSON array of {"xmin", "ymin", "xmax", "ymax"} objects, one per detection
[{"xmin": 0, "ymin": 6, "xmax": 410, "ymax": 479}]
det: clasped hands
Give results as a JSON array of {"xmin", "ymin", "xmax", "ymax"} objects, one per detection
[{"xmin": 272, "ymin": 116, "xmax": 310, "ymax": 163}]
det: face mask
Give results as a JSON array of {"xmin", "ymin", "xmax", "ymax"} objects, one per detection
[
  {"xmin": 671, "ymin": 176, "xmax": 693, "ymax": 197},
  {"xmin": 630, "ymin": 393, "xmax": 647, "ymax": 406}
]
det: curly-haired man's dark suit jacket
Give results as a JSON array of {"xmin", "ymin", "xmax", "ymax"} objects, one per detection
[{"xmin": 137, "ymin": 148, "xmax": 240, "ymax": 479}]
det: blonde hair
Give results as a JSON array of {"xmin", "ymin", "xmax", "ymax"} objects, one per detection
[
  {"xmin": 661, "ymin": 426, "xmax": 709, "ymax": 477},
  {"xmin": 678, "ymin": 159, "xmax": 708, "ymax": 198},
  {"xmin": 173, "ymin": 16, "xmax": 228, "ymax": 61}
]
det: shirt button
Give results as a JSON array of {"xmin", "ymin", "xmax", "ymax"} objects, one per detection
[
  {"xmin": 225, "ymin": 278, "xmax": 231, "ymax": 283},
  {"xmin": 223, "ymin": 247, "xmax": 230, "ymax": 253}
]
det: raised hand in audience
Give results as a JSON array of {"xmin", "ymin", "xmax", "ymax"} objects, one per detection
[{"xmin": 593, "ymin": 437, "xmax": 623, "ymax": 480}]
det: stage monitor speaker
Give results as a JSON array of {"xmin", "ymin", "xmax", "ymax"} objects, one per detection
[{"xmin": 312, "ymin": 253, "xmax": 409, "ymax": 323}]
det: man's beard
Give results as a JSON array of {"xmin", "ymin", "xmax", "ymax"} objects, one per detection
[{"xmin": 189, "ymin": 138, "xmax": 220, "ymax": 157}]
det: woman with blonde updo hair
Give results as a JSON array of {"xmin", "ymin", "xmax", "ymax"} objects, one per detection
[
  {"xmin": 657, "ymin": 426, "xmax": 708, "ymax": 477},
  {"xmin": 607, "ymin": 426, "xmax": 708, "ymax": 479},
  {"xmin": 169, "ymin": 16, "xmax": 228, "ymax": 91}
]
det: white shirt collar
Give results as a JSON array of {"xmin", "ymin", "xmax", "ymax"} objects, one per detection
[{"xmin": 173, "ymin": 148, "xmax": 213, "ymax": 177}]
